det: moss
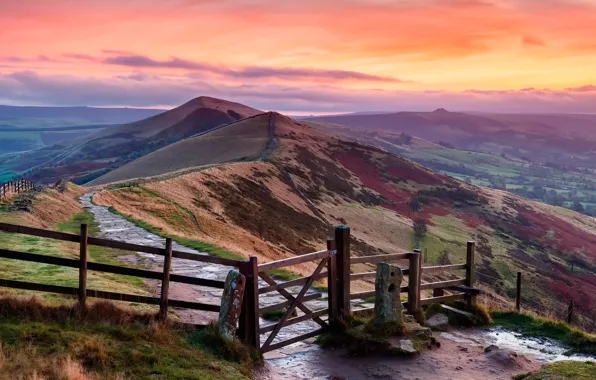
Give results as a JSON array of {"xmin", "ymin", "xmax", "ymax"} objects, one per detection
[
  {"xmin": 514, "ymin": 361, "xmax": 596, "ymax": 380},
  {"xmin": 316, "ymin": 315, "xmax": 415, "ymax": 356},
  {"xmin": 492, "ymin": 311, "xmax": 596, "ymax": 355},
  {"xmin": 414, "ymin": 307, "xmax": 426, "ymax": 325},
  {"xmin": 261, "ymin": 308, "xmax": 298, "ymax": 321}
]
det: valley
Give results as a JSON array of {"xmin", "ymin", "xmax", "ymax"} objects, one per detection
[{"xmin": 307, "ymin": 111, "xmax": 596, "ymax": 217}]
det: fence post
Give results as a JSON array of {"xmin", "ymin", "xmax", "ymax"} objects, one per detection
[
  {"xmin": 335, "ymin": 225, "xmax": 351, "ymax": 317},
  {"xmin": 567, "ymin": 300, "xmax": 574, "ymax": 324},
  {"xmin": 327, "ymin": 238, "xmax": 338, "ymax": 323},
  {"xmin": 159, "ymin": 238, "xmax": 173, "ymax": 320},
  {"xmin": 78, "ymin": 223, "xmax": 89, "ymax": 310},
  {"xmin": 465, "ymin": 241, "xmax": 477, "ymax": 308},
  {"xmin": 408, "ymin": 250, "xmax": 421, "ymax": 314},
  {"xmin": 516, "ymin": 272, "xmax": 522, "ymax": 312},
  {"xmin": 239, "ymin": 256, "xmax": 260, "ymax": 352}
]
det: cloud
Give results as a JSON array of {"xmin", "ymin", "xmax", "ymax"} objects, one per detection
[
  {"xmin": 522, "ymin": 36, "xmax": 546, "ymax": 47},
  {"xmin": 97, "ymin": 52, "xmax": 404, "ymax": 83},
  {"xmin": 566, "ymin": 85, "xmax": 596, "ymax": 93},
  {"xmin": 2, "ymin": 70, "xmax": 596, "ymax": 114}
]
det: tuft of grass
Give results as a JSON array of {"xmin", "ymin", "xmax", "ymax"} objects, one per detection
[
  {"xmin": 0, "ymin": 296, "xmax": 249, "ymax": 379},
  {"xmin": 492, "ymin": 311, "xmax": 596, "ymax": 355},
  {"xmin": 265, "ymin": 268, "xmax": 301, "ymax": 281},
  {"xmin": 188, "ymin": 322, "xmax": 260, "ymax": 365},
  {"xmin": 107, "ymin": 206, "xmax": 245, "ymax": 261},
  {"xmin": 261, "ymin": 308, "xmax": 297, "ymax": 321},
  {"xmin": 513, "ymin": 361, "xmax": 596, "ymax": 380},
  {"xmin": 425, "ymin": 302, "xmax": 492, "ymax": 327}
]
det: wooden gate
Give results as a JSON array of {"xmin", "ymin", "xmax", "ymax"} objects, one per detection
[{"xmin": 239, "ymin": 241, "xmax": 338, "ymax": 354}]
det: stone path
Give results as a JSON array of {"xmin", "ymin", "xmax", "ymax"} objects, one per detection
[{"xmin": 80, "ymin": 192, "xmax": 329, "ymax": 343}]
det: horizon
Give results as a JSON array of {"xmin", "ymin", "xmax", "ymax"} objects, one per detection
[
  {"xmin": 2, "ymin": 0, "xmax": 596, "ymax": 113},
  {"xmin": 3, "ymin": 101, "xmax": 596, "ymax": 117}
]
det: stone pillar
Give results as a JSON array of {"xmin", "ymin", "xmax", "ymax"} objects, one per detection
[
  {"xmin": 374, "ymin": 262, "xmax": 404, "ymax": 324},
  {"xmin": 218, "ymin": 270, "xmax": 246, "ymax": 340}
]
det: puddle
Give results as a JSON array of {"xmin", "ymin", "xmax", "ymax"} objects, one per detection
[{"xmin": 442, "ymin": 327, "xmax": 595, "ymax": 363}]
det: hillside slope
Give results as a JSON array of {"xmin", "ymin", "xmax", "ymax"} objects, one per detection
[
  {"xmin": 307, "ymin": 111, "xmax": 596, "ymax": 168},
  {"xmin": 93, "ymin": 112, "xmax": 596, "ymax": 325},
  {"xmin": 0, "ymin": 97, "xmax": 261, "ymax": 184},
  {"xmin": 89, "ymin": 112, "xmax": 275, "ymax": 186}
]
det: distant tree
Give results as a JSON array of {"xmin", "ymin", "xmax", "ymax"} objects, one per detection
[
  {"xmin": 408, "ymin": 198, "xmax": 422, "ymax": 213},
  {"xmin": 437, "ymin": 250, "xmax": 452, "ymax": 265},
  {"xmin": 572, "ymin": 201, "xmax": 585, "ymax": 213},
  {"xmin": 397, "ymin": 133, "xmax": 413, "ymax": 145},
  {"xmin": 413, "ymin": 220, "xmax": 428, "ymax": 239}
]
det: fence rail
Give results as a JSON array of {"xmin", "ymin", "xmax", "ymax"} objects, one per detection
[
  {"xmin": 349, "ymin": 235, "xmax": 477, "ymax": 315},
  {"xmin": 0, "ymin": 222, "xmax": 246, "ymax": 319},
  {"xmin": 0, "ymin": 179, "xmax": 35, "ymax": 201},
  {"xmin": 0, "ymin": 221, "xmax": 479, "ymax": 356}
]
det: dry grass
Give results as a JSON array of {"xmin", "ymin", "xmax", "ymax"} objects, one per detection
[{"xmin": 0, "ymin": 295, "xmax": 248, "ymax": 380}]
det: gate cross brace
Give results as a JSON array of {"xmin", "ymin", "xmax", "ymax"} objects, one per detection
[
  {"xmin": 258, "ymin": 273, "xmax": 328, "ymax": 329},
  {"xmin": 260, "ymin": 257, "xmax": 329, "ymax": 352}
]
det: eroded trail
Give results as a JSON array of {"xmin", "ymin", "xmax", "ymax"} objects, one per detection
[{"xmin": 81, "ymin": 192, "xmax": 326, "ymax": 341}]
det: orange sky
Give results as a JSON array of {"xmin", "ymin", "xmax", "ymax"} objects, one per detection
[{"xmin": 1, "ymin": 0, "xmax": 596, "ymax": 112}]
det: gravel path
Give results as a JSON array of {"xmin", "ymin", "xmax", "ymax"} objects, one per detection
[{"xmin": 81, "ymin": 192, "xmax": 328, "ymax": 341}]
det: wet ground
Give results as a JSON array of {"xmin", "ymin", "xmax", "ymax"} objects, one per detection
[{"xmin": 256, "ymin": 328, "xmax": 596, "ymax": 380}]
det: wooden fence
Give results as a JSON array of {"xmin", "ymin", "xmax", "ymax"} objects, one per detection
[
  {"xmin": 237, "ymin": 225, "xmax": 478, "ymax": 354},
  {"xmin": 0, "ymin": 222, "xmax": 246, "ymax": 319},
  {"xmin": 0, "ymin": 179, "xmax": 35, "ymax": 201},
  {"xmin": 0, "ymin": 222, "xmax": 478, "ymax": 355}
]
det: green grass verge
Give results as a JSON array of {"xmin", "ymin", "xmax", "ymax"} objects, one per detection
[
  {"xmin": 492, "ymin": 311, "xmax": 596, "ymax": 355},
  {"xmin": 106, "ymin": 206, "xmax": 245, "ymax": 261},
  {"xmin": 514, "ymin": 361, "xmax": 596, "ymax": 380},
  {"xmin": 0, "ymin": 317, "xmax": 248, "ymax": 379}
]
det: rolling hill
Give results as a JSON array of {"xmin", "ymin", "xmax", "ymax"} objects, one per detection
[
  {"xmin": 307, "ymin": 110, "xmax": 596, "ymax": 168},
  {"xmin": 88, "ymin": 112, "xmax": 276, "ymax": 185},
  {"xmin": 0, "ymin": 105, "xmax": 165, "ymax": 155},
  {"xmin": 0, "ymin": 97, "xmax": 261, "ymax": 184},
  {"xmin": 89, "ymin": 108, "xmax": 596, "ymax": 328}
]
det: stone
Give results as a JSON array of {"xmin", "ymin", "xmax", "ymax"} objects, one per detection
[
  {"xmin": 217, "ymin": 270, "xmax": 246, "ymax": 340},
  {"xmin": 398, "ymin": 339, "xmax": 417, "ymax": 354},
  {"xmin": 373, "ymin": 262, "xmax": 404, "ymax": 324},
  {"xmin": 405, "ymin": 322, "xmax": 432, "ymax": 340},
  {"xmin": 426, "ymin": 313, "xmax": 449, "ymax": 331}
]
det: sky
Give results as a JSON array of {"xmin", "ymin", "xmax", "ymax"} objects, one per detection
[{"xmin": 1, "ymin": 0, "xmax": 596, "ymax": 114}]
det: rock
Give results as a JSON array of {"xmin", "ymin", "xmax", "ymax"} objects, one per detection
[
  {"xmin": 405, "ymin": 322, "xmax": 432, "ymax": 340},
  {"xmin": 373, "ymin": 263, "xmax": 404, "ymax": 324},
  {"xmin": 217, "ymin": 270, "xmax": 246, "ymax": 340},
  {"xmin": 398, "ymin": 339, "xmax": 417, "ymax": 354},
  {"xmin": 426, "ymin": 313, "xmax": 449, "ymax": 331},
  {"xmin": 484, "ymin": 344, "xmax": 499, "ymax": 353}
]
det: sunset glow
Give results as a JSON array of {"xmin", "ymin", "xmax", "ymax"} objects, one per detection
[{"xmin": 2, "ymin": 0, "xmax": 596, "ymax": 112}]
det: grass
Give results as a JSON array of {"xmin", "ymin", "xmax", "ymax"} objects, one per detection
[
  {"xmin": 0, "ymin": 296, "xmax": 249, "ymax": 380},
  {"xmin": 0, "ymin": 209, "xmax": 149, "ymax": 301},
  {"xmin": 426, "ymin": 302, "xmax": 492, "ymax": 327},
  {"xmin": 492, "ymin": 311, "xmax": 596, "ymax": 355},
  {"xmin": 514, "ymin": 361, "xmax": 596, "ymax": 380},
  {"xmin": 106, "ymin": 206, "xmax": 245, "ymax": 262}
]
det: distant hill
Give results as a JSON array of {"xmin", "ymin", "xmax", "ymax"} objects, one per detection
[
  {"xmin": 0, "ymin": 105, "xmax": 163, "ymax": 124},
  {"xmin": 0, "ymin": 97, "xmax": 261, "ymax": 184},
  {"xmin": 307, "ymin": 111, "xmax": 596, "ymax": 168},
  {"xmin": 0, "ymin": 105, "xmax": 165, "ymax": 155},
  {"xmin": 88, "ymin": 112, "xmax": 275, "ymax": 185}
]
